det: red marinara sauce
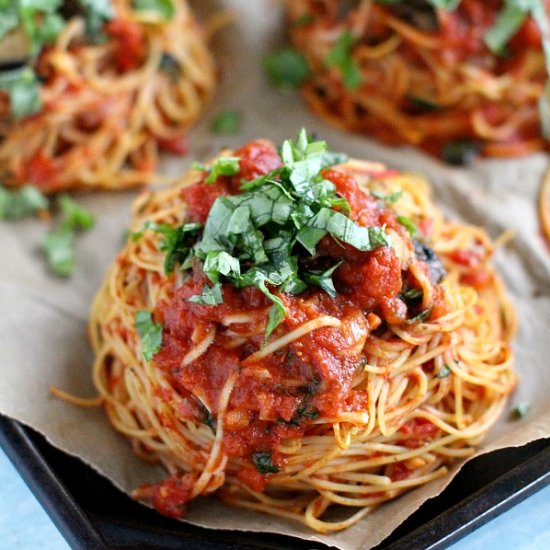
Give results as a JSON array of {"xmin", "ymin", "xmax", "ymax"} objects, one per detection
[{"xmin": 146, "ymin": 140, "xmax": 445, "ymax": 516}]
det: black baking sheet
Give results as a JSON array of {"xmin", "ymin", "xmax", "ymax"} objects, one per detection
[{"xmin": 0, "ymin": 414, "xmax": 548, "ymax": 549}]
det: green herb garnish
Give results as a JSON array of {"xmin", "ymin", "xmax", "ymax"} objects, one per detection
[
  {"xmin": 77, "ymin": 0, "xmax": 113, "ymax": 39},
  {"xmin": 325, "ymin": 31, "xmax": 362, "ymax": 90},
  {"xmin": 57, "ymin": 194, "xmax": 95, "ymax": 230},
  {"xmin": 252, "ymin": 451, "xmax": 280, "ymax": 474},
  {"xmin": 138, "ymin": 129, "xmax": 391, "ymax": 341},
  {"xmin": 0, "ymin": 2, "xmax": 20, "ymax": 42},
  {"xmin": 133, "ymin": 0, "xmax": 174, "ymax": 20},
  {"xmin": 510, "ymin": 401, "xmax": 531, "ymax": 419},
  {"xmin": 397, "ymin": 215, "xmax": 417, "ymax": 236},
  {"xmin": 135, "ymin": 310, "xmax": 163, "ymax": 361},
  {"xmin": 188, "ymin": 283, "xmax": 224, "ymax": 305},
  {"xmin": 41, "ymin": 195, "xmax": 95, "ymax": 277},
  {"xmin": 17, "ymin": 0, "xmax": 64, "ymax": 55},
  {"xmin": 210, "ymin": 110, "xmax": 241, "ymax": 135},
  {"xmin": 263, "ymin": 48, "xmax": 311, "ymax": 89},
  {"xmin": 133, "ymin": 221, "xmax": 201, "ymax": 274},
  {"xmin": 193, "ymin": 157, "xmax": 241, "ymax": 184},
  {"xmin": 371, "ymin": 189, "xmax": 403, "ymax": 204},
  {"xmin": 0, "ymin": 67, "xmax": 41, "ymax": 118},
  {"xmin": 0, "ymin": 184, "xmax": 48, "ymax": 220},
  {"xmin": 293, "ymin": 13, "xmax": 314, "ymax": 27},
  {"xmin": 437, "ymin": 364, "xmax": 452, "ymax": 378}
]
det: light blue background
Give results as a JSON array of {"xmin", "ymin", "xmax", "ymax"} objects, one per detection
[{"xmin": 0, "ymin": 447, "xmax": 548, "ymax": 549}]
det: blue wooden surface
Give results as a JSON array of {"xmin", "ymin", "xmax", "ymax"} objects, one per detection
[{"xmin": 0, "ymin": 446, "xmax": 548, "ymax": 549}]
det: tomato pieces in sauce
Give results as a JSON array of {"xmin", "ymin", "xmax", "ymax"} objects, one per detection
[{"xmin": 149, "ymin": 140, "xmax": 454, "ymax": 504}]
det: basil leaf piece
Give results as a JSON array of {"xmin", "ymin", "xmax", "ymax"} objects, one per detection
[
  {"xmin": 252, "ymin": 451, "xmax": 280, "ymax": 474},
  {"xmin": 17, "ymin": 0, "xmax": 64, "ymax": 54},
  {"xmin": 205, "ymin": 157, "xmax": 240, "ymax": 184},
  {"xmin": 0, "ymin": 3, "xmax": 20, "ymax": 41},
  {"xmin": 303, "ymin": 262, "xmax": 343, "ymax": 298},
  {"xmin": 0, "ymin": 184, "xmax": 48, "ymax": 220},
  {"xmin": 437, "ymin": 364, "xmax": 452, "ymax": 378},
  {"xmin": 510, "ymin": 401, "xmax": 531, "ymax": 419},
  {"xmin": 133, "ymin": 0, "xmax": 175, "ymax": 20},
  {"xmin": 133, "ymin": 221, "xmax": 201, "ymax": 274},
  {"xmin": 427, "ymin": 0, "xmax": 460, "ymax": 9},
  {"xmin": 397, "ymin": 215, "xmax": 417, "ymax": 236},
  {"xmin": 211, "ymin": 110, "xmax": 241, "ymax": 135},
  {"xmin": 300, "ymin": 208, "xmax": 390, "ymax": 252},
  {"xmin": 325, "ymin": 31, "xmax": 362, "ymax": 90},
  {"xmin": 58, "ymin": 194, "xmax": 95, "ymax": 230},
  {"xmin": 41, "ymin": 225, "xmax": 75, "ymax": 277},
  {"xmin": 371, "ymin": 189, "xmax": 403, "ymax": 204},
  {"xmin": 188, "ymin": 283, "xmax": 224, "ymax": 305},
  {"xmin": 135, "ymin": 310, "xmax": 163, "ymax": 361},
  {"xmin": 0, "ymin": 67, "xmax": 41, "ymax": 118},
  {"xmin": 154, "ymin": 129, "xmax": 393, "ymax": 341},
  {"xmin": 263, "ymin": 48, "xmax": 311, "ymax": 89},
  {"xmin": 527, "ymin": 0, "xmax": 550, "ymax": 140},
  {"xmin": 203, "ymin": 251, "xmax": 240, "ymax": 283},
  {"xmin": 78, "ymin": 0, "xmax": 113, "ymax": 38},
  {"xmin": 484, "ymin": 2, "xmax": 527, "ymax": 54},
  {"xmin": 40, "ymin": 195, "xmax": 95, "ymax": 277}
]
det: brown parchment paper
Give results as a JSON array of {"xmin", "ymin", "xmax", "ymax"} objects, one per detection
[{"xmin": 1, "ymin": 1, "xmax": 549, "ymax": 548}]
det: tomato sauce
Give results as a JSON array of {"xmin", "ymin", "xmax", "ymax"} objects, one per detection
[
  {"xmin": 105, "ymin": 18, "xmax": 145, "ymax": 72},
  {"xmin": 147, "ymin": 140, "xmax": 455, "ymax": 513}
]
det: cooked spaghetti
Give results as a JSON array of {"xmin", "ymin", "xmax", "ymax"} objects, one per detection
[
  {"xmin": 89, "ymin": 131, "xmax": 516, "ymax": 533},
  {"xmin": 0, "ymin": 0, "xmax": 215, "ymax": 193},
  {"xmin": 284, "ymin": 0, "xmax": 550, "ymax": 161}
]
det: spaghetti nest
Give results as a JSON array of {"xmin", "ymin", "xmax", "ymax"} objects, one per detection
[
  {"xmin": 285, "ymin": 0, "xmax": 549, "ymax": 160},
  {"xmin": 89, "ymin": 133, "xmax": 517, "ymax": 533},
  {"xmin": 0, "ymin": 0, "xmax": 215, "ymax": 193}
]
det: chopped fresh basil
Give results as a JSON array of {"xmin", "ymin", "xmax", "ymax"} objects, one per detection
[
  {"xmin": 528, "ymin": 1, "xmax": 550, "ymax": 140},
  {"xmin": 135, "ymin": 310, "xmax": 163, "ymax": 361},
  {"xmin": 325, "ymin": 31, "xmax": 361, "ymax": 90},
  {"xmin": 263, "ymin": 48, "xmax": 311, "ymax": 89},
  {"xmin": 251, "ymin": 451, "xmax": 280, "ymax": 474},
  {"xmin": 0, "ymin": 184, "xmax": 48, "ymax": 220},
  {"xmin": 293, "ymin": 13, "xmax": 314, "ymax": 27},
  {"xmin": 0, "ymin": 66, "xmax": 41, "ymax": 118},
  {"xmin": 426, "ymin": 0, "xmax": 460, "ymax": 9},
  {"xmin": 407, "ymin": 307, "xmax": 432, "ymax": 323},
  {"xmin": 133, "ymin": 221, "xmax": 201, "ymax": 274},
  {"xmin": 397, "ymin": 215, "xmax": 417, "ymax": 236},
  {"xmin": 282, "ymin": 405, "xmax": 320, "ymax": 427},
  {"xmin": 78, "ymin": 0, "xmax": 113, "ymax": 39},
  {"xmin": 188, "ymin": 283, "xmax": 224, "ymax": 306},
  {"xmin": 302, "ymin": 262, "xmax": 342, "ymax": 298},
  {"xmin": 484, "ymin": 2, "xmax": 527, "ymax": 54},
  {"xmin": 201, "ymin": 157, "xmax": 240, "ymax": 184},
  {"xmin": 0, "ymin": 3, "xmax": 20, "ymax": 41},
  {"xmin": 40, "ymin": 195, "xmax": 95, "ymax": 277},
  {"xmin": 406, "ymin": 95, "xmax": 441, "ymax": 112},
  {"xmin": 298, "ymin": 208, "xmax": 389, "ymax": 253},
  {"xmin": 437, "ymin": 364, "xmax": 452, "ymax": 378},
  {"xmin": 399, "ymin": 287, "xmax": 423, "ymax": 306},
  {"xmin": 17, "ymin": 0, "xmax": 64, "ymax": 55},
  {"xmin": 371, "ymin": 189, "xmax": 403, "ymax": 204},
  {"xmin": 510, "ymin": 401, "xmax": 531, "ymax": 419},
  {"xmin": 210, "ymin": 110, "xmax": 241, "ymax": 135},
  {"xmin": 144, "ymin": 129, "xmax": 391, "ymax": 340},
  {"xmin": 133, "ymin": 0, "xmax": 174, "ymax": 20},
  {"xmin": 58, "ymin": 194, "xmax": 95, "ymax": 230},
  {"xmin": 41, "ymin": 226, "xmax": 75, "ymax": 277}
]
